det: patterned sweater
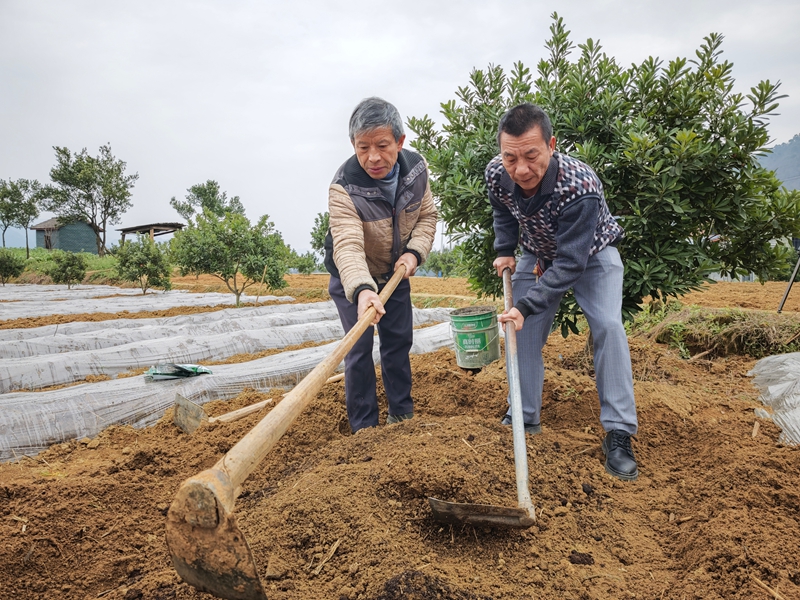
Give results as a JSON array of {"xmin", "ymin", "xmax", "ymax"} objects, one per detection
[{"xmin": 486, "ymin": 151, "xmax": 623, "ymax": 317}]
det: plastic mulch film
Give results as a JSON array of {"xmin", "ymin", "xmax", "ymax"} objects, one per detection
[
  {"xmin": 749, "ymin": 352, "xmax": 800, "ymax": 445},
  {"xmin": 0, "ymin": 305, "xmax": 342, "ymax": 358},
  {"xmin": 0, "ymin": 301, "xmax": 333, "ymax": 342},
  {"xmin": 0, "ymin": 306, "xmax": 452, "ymax": 392},
  {"xmin": 0, "ymin": 283, "xmax": 294, "ymax": 320},
  {"xmin": 0, "ymin": 322, "xmax": 454, "ymax": 461}
]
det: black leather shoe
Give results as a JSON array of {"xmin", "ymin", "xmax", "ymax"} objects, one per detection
[
  {"xmin": 602, "ymin": 430, "xmax": 638, "ymax": 481},
  {"xmin": 501, "ymin": 414, "xmax": 542, "ymax": 435}
]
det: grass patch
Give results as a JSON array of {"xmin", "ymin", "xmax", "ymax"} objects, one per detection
[
  {"xmin": 4, "ymin": 248, "xmax": 122, "ymax": 285},
  {"xmin": 629, "ymin": 301, "xmax": 800, "ymax": 358}
]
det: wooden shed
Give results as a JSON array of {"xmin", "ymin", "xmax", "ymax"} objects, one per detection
[{"xmin": 30, "ymin": 218, "xmax": 101, "ymax": 254}]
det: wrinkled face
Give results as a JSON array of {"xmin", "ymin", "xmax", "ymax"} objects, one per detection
[
  {"xmin": 353, "ymin": 126, "xmax": 405, "ymax": 180},
  {"xmin": 499, "ymin": 126, "xmax": 556, "ymax": 196}
]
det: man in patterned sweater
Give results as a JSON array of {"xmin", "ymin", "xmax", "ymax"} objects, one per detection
[
  {"xmin": 488, "ymin": 103, "xmax": 639, "ymax": 481},
  {"xmin": 324, "ymin": 97, "xmax": 437, "ymax": 433}
]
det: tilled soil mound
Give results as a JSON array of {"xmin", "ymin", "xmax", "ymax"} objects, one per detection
[{"xmin": 2, "ymin": 329, "xmax": 799, "ymax": 600}]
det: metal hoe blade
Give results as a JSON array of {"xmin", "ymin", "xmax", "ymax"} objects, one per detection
[
  {"xmin": 429, "ymin": 268, "xmax": 536, "ymax": 529},
  {"xmin": 165, "ymin": 469, "xmax": 267, "ymax": 600},
  {"xmin": 173, "ymin": 394, "xmax": 208, "ymax": 435},
  {"xmin": 428, "ymin": 497, "xmax": 535, "ymax": 528}
]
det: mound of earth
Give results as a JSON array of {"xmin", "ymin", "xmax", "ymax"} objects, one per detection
[{"xmin": 2, "ymin": 328, "xmax": 799, "ymax": 599}]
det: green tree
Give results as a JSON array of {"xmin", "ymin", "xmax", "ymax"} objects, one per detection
[
  {"xmin": 290, "ymin": 250, "xmax": 319, "ymax": 275},
  {"xmin": 169, "ymin": 180, "xmax": 246, "ymax": 220},
  {"xmin": 425, "ymin": 246, "xmax": 468, "ymax": 278},
  {"xmin": 171, "ymin": 210, "xmax": 289, "ymax": 305},
  {"xmin": 309, "ymin": 211, "xmax": 329, "ymax": 260},
  {"xmin": 409, "ymin": 14, "xmax": 800, "ymax": 334},
  {"xmin": 48, "ymin": 251, "xmax": 88, "ymax": 289},
  {"xmin": 0, "ymin": 179, "xmax": 43, "ymax": 258},
  {"xmin": 43, "ymin": 144, "xmax": 138, "ymax": 256},
  {"xmin": 115, "ymin": 236, "xmax": 172, "ymax": 294},
  {"xmin": 0, "ymin": 249, "xmax": 25, "ymax": 285},
  {"xmin": 0, "ymin": 180, "xmax": 15, "ymax": 247}
]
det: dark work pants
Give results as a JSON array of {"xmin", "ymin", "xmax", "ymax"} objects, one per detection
[{"xmin": 328, "ymin": 276, "xmax": 414, "ymax": 433}]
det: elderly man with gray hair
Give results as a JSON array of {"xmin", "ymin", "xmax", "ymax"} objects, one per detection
[{"xmin": 324, "ymin": 97, "xmax": 437, "ymax": 433}]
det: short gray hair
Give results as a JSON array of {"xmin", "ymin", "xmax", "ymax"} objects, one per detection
[{"xmin": 349, "ymin": 97, "xmax": 404, "ymax": 142}]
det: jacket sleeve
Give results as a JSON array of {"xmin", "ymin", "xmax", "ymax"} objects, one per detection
[
  {"xmin": 514, "ymin": 196, "xmax": 600, "ymax": 318},
  {"xmin": 404, "ymin": 179, "xmax": 438, "ymax": 265},
  {"xmin": 329, "ymin": 183, "xmax": 378, "ymax": 303}
]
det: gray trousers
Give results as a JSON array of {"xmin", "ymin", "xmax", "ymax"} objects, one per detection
[{"xmin": 511, "ymin": 247, "xmax": 638, "ymax": 435}]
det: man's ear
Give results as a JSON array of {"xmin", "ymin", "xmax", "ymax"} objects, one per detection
[
  {"xmin": 548, "ymin": 136, "xmax": 556, "ymax": 151},
  {"xmin": 397, "ymin": 134, "xmax": 406, "ymax": 151}
]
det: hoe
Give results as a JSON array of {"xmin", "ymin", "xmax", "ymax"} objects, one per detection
[
  {"xmin": 173, "ymin": 373, "xmax": 345, "ymax": 435},
  {"xmin": 428, "ymin": 268, "xmax": 536, "ymax": 528},
  {"xmin": 165, "ymin": 266, "xmax": 405, "ymax": 600}
]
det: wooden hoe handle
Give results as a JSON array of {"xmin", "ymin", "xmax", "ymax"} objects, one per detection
[{"xmin": 214, "ymin": 265, "xmax": 406, "ymax": 491}]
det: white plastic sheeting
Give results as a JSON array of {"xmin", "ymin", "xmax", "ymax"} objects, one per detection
[
  {"xmin": 0, "ymin": 322, "xmax": 454, "ymax": 461},
  {"xmin": 0, "ymin": 305, "xmax": 342, "ymax": 358},
  {"xmin": 749, "ymin": 352, "xmax": 800, "ymax": 445},
  {"xmin": 0, "ymin": 302, "xmax": 336, "ymax": 342},
  {"xmin": 0, "ymin": 283, "xmax": 293, "ymax": 320},
  {"xmin": 0, "ymin": 305, "xmax": 453, "ymax": 392}
]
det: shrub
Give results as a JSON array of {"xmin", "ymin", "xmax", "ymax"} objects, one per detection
[
  {"xmin": 115, "ymin": 236, "xmax": 172, "ymax": 294},
  {"xmin": 409, "ymin": 13, "xmax": 800, "ymax": 336},
  {"xmin": 0, "ymin": 248, "xmax": 25, "ymax": 285},
  {"xmin": 48, "ymin": 251, "xmax": 88, "ymax": 289}
]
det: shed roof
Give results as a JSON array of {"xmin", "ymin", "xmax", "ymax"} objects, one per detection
[{"xmin": 30, "ymin": 218, "xmax": 101, "ymax": 232}]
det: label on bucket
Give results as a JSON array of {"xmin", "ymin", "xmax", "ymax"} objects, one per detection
[{"xmin": 459, "ymin": 332, "xmax": 487, "ymax": 352}]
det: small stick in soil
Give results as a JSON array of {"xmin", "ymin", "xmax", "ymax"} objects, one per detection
[
  {"xmin": 752, "ymin": 421, "xmax": 760, "ymax": 438},
  {"xmin": 750, "ymin": 574, "xmax": 786, "ymax": 600},
  {"xmin": 312, "ymin": 539, "xmax": 341, "ymax": 576},
  {"xmin": 462, "ymin": 438, "xmax": 478, "ymax": 453},
  {"xmin": 23, "ymin": 539, "xmax": 37, "ymax": 564},
  {"xmin": 783, "ymin": 328, "xmax": 800, "ymax": 346},
  {"xmin": 688, "ymin": 349, "xmax": 712, "ymax": 362},
  {"xmin": 582, "ymin": 573, "xmax": 622, "ymax": 583},
  {"xmin": 100, "ymin": 525, "xmax": 117, "ymax": 538}
]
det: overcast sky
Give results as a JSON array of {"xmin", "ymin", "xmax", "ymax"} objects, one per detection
[{"xmin": 2, "ymin": 0, "xmax": 799, "ymax": 252}]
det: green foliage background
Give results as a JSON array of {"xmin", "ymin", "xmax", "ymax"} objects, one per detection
[
  {"xmin": 43, "ymin": 144, "xmax": 138, "ymax": 256},
  {"xmin": 0, "ymin": 249, "xmax": 26, "ymax": 285},
  {"xmin": 47, "ymin": 251, "xmax": 89, "ymax": 289},
  {"xmin": 171, "ymin": 210, "xmax": 289, "ymax": 305},
  {"xmin": 115, "ymin": 235, "xmax": 172, "ymax": 294},
  {"xmin": 409, "ymin": 13, "xmax": 800, "ymax": 334}
]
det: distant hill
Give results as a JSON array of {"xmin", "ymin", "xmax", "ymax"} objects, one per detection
[{"xmin": 760, "ymin": 134, "xmax": 800, "ymax": 191}]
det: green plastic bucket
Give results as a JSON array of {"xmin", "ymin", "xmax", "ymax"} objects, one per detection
[{"xmin": 450, "ymin": 306, "xmax": 501, "ymax": 369}]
